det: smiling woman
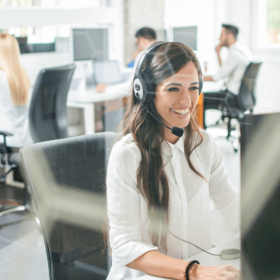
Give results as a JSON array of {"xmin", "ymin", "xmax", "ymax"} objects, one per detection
[{"xmin": 106, "ymin": 42, "xmax": 240, "ymax": 280}]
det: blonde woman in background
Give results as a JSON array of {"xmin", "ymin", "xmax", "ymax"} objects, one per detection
[{"xmin": 0, "ymin": 33, "xmax": 33, "ymax": 147}]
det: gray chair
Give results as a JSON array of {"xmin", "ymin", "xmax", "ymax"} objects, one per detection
[
  {"xmin": 204, "ymin": 62, "xmax": 262, "ymax": 152},
  {"xmin": 20, "ymin": 132, "xmax": 116, "ymax": 280},
  {"xmin": 29, "ymin": 64, "xmax": 76, "ymax": 143},
  {"xmin": 0, "ymin": 64, "xmax": 76, "ymax": 218},
  {"xmin": 222, "ymin": 62, "xmax": 263, "ymax": 139},
  {"xmin": 0, "ymin": 131, "xmax": 27, "ymax": 217}
]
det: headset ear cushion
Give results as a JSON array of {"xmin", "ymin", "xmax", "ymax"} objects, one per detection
[{"xmin": 141, "ymin": 72, "xmax": 155, "ymax": 104}]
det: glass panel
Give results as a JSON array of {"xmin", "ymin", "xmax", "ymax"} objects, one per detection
[
  {"xmin": 0, "ymin": 25, "xmax": 70, "ymax": 54},
  {"xmin": 0, "ymin": 0, "xmax": 39, "ymax": 6},
  {"xmin": 0, "ymin": 0, "xmax": 111, "ymax": 7},
  {"xmin": 266, "ymin": 0, "xmax": 280, "ymax": 44}
]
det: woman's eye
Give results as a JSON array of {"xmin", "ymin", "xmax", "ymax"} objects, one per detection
[
  {"xmin": 190, "ymin": 87, "xmax": 199, "ymax": 91},
  {"xmin": 167, "ymin": 87, "xmax": 179, "ymax": 92}
]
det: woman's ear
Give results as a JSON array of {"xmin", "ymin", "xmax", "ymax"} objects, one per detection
[{"xmin": 142, "ymin": 72, "xmax": 155, "ymax": 104}]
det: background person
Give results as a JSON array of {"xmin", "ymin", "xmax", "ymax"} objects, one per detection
[
  {"xmin": 203, "ymin": 24, "xmax": 253, "ymax": 127},
  {"xmin": 106, "ymin": 42, "xmax": 240, "ymax": 280},
  {"xmin": 95, "ymin": 27, "xmax": 157, "ymax": 93},
  {"xmin": 0, "ymin": 33, "xmax": 32, "ymax": 147}
]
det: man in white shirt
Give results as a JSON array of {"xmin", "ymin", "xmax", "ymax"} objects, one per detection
[
  {"xmin": 203, "ymin": 24, "xmax": 253, "ymax": 127},
  {"xmin": 95, "ymin": 27, "xmax": 157, "ymax": 93}
]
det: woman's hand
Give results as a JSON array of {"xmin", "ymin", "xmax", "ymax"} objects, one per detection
[{"xmin": 190, "ymin": 264, "xmax": 240, "ymax": 280}]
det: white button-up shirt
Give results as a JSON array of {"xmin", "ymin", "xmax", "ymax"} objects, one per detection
[
  {"xmin": 212, "ymin": 42, "xmax": 253, "ymax": 95},
  {"xmin": 106, "ymin": 130, "xmax": 240, "ymax": 280},
  {"xmin": 0, "ymin": 70, "xmax": 33, "ymax": 147}
]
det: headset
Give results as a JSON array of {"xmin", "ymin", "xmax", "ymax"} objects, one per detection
[{"xmin": 133, "ymin": 41, "xmax": 240, "ymax": 260}]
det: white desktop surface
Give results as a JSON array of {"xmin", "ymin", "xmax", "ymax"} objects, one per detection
[
  {"xmin": 67, "ymin": 86, "xmax": 128, "ymax": 104},
  {"xmin": 202, "ymin": 80, "xmax": 224, "ymax": 92},
  {"xmin": 136, "ymin": 238, "xmax": 240, "ymax": 280},
  {"xmin": 67, "ymin": 86, "xmax": 128, "ymax": 134}
]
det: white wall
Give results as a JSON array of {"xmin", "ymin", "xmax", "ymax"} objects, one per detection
[
  {"xmin": 123, "ymin": 0, "xmax": 164, "ymax": 65},
  {"xmin": 164, "ymin": 0, "xmax": 219, "ymax": 74}
]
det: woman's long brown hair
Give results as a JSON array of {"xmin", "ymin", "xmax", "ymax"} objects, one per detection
[{"xmin": 115, "ymin": 42, "xmax": 205, "ymax": 253}]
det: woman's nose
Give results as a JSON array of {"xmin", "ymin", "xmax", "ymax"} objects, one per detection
[{"xmin": 178, "ymin": 89, "xmax": 191, "ymax": 105}]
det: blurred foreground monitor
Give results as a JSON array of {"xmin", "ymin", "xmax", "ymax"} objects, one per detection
[{"xmin": 241, "ymin": 112, "xmax": 280, "ymax": 280}]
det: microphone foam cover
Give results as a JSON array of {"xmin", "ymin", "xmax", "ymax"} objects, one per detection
[{"xmin": 171, "ymin": 127, "xmax": 184, "ymax": 137}]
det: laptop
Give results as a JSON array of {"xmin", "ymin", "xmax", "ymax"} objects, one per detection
[{"xmin": 93, "ymin": 60, "xmax": 124, "ymax": 85}]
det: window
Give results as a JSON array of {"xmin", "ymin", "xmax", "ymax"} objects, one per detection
[
  {"xmin": 266, "ymin": 0, "xmax": 280, "ymax": 44},
  {"xmin": 0, "ymin": 0, "xmax": 110, "ymax": 7},
  {"xmin": 257, "ymin": 0, "xmax": 280, "ymax": 48},
  {"xmin": 0, "ymin": 0, "xmax": 36, "ymax": 6}
]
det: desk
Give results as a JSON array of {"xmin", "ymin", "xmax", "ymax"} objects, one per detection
[
  {"xmin": 137, "ymin": 238, "xmax": 240, "ymax": 280},
  {"xmin": 67, "ymin": 87, "xmax": 128, "ymax": 134}
]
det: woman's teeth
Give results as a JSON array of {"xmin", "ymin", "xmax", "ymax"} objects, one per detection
[{"xmin": 171, "ymin": 108, "xmax": 189, "ymax": 116}]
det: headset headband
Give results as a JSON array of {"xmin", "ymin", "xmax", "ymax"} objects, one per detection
[
  {"xmin": 133, "ymin": 41, "xmax": 203, "ymax": 103},
  {"xmin": 134, "ymin": 41, "xmax": 167, "ymax": 80}
]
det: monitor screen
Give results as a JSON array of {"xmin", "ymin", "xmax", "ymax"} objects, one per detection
[
  {"xmin": 173, "ymin": 26, "xmax": 197, "ymax": 50},
  {"xmin": 93, "ymin": 61, "xmax": 122, "ymax": 85},
  {"xmin": 73, "ymin": 28, "xmax": 108, "ymax": 61},
  {"xmin": 241, "ymin": 112, "xmax": 280, "ymax": 280}
]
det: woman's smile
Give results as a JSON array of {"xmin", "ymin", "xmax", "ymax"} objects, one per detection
[{"xmin": 170, "ymin": 108, "xmax": 190, "ymax": 116}]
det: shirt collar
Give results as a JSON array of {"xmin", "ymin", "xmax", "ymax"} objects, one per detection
[
  {"xmin": 229, "ymin": 42, "xmax": 238, "ymax": 50},
  {"xmin": 162, "ymin": 135, "xmax": 185, "ymax": 157}
]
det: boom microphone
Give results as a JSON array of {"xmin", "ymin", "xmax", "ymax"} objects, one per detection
[{"xmin": 137, "ymin": 94, "xmax": 184, "ymax": 137}]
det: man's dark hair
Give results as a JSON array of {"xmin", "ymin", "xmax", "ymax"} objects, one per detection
[
  {"xmin": 135, "ymin": 27, "xmax": 156, "ymax": 41},
  {"xmin": 222, "ymin": 24, "xmax": 239, "ymax": 40}
]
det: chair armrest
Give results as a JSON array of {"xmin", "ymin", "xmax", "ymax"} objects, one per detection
[
  {"xmin": 0, "ymin": 131, "xmax": 13, "ymax": 154},
  {"xmin": 0, "ymin": 130, "xmax": 13, "ymax": 137}
]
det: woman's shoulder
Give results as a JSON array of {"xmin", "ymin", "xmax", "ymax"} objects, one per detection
[
  {"xmin": 199, "ymin": 129, "xmax": 213, "ymax": 144},
  {"xmin": 194, "ymin": 129, "xmax": 216, "ymax": 152},
  {"xmin": 111, "ymin": 133, "xmax": 141, "ymax": 161}
]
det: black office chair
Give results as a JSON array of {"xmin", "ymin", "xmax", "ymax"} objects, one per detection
[
  {"xmin": 0, "ymin": 64, "xmax": 76, "ymax": 218},
  {"xmin": 29, "ymin": 64, "xmax": 76, "ymax": 143},
  {"xmin": 205, "ymin": 62, "xmax": 262, "ymax": 152},
  {"xmin": 222, "ymin": 62, "xmax": 263, "ymax": 139},
  {"xmin": 20, "ymin": 132, "xmax": 116, "ymax": 280},
  {"xmin": 0, "ymin": 131, "xmax": 27, "ymax": 217}
]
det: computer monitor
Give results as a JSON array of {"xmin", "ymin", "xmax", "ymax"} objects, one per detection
[
  {"xmin": 240, "ymin": 112, "xmax": 280, "ymax": 280},
  {"xmin": 72, "ymin": 28, "xmax": 108, "ymax": 62},
  {"xmin": 173, "ymin": 26, "xmax": 197, "ymax": 50},
  {"xmin": 92, "ymin": 60, "xmax": 123, "ymax": 85}
]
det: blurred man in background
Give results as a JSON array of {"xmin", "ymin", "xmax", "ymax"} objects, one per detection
[
  {"xmin": 203, "ymin": 24, "xmax": 253, "ymax": 126},
  {"xmin": 96, "ymin": 27, "xmax": 156, "ymax": 93}
]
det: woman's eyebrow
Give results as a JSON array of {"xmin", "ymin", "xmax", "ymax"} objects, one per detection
[
  {"xmin": 166, "ymin": 83, "xmax": 182, "ymax": 86},
  {"xmin": 190, "ymin": 82, "xmax": 199, "ymax": 85}
]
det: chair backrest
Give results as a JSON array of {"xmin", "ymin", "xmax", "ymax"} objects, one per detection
[
  {"xmin": 238, "ymin": 62, "xmax": 262, "ymax": 111},
  {"xmin": 20, "ymin": 132, "xmax": 116, "ymax": 280},
  {"xmin": 29, "ymin": 64, "xmax": 76, "ymax": 143}
]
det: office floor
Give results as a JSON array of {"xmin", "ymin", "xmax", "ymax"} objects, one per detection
[{"xmin": 0, "ymin": 119, "xmax": 240, "ymax": 280}]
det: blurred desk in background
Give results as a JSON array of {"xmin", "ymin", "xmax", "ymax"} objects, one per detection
[{"xmin": 67, "ymin": 87, "xmax": 128, "ymax": 134}]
